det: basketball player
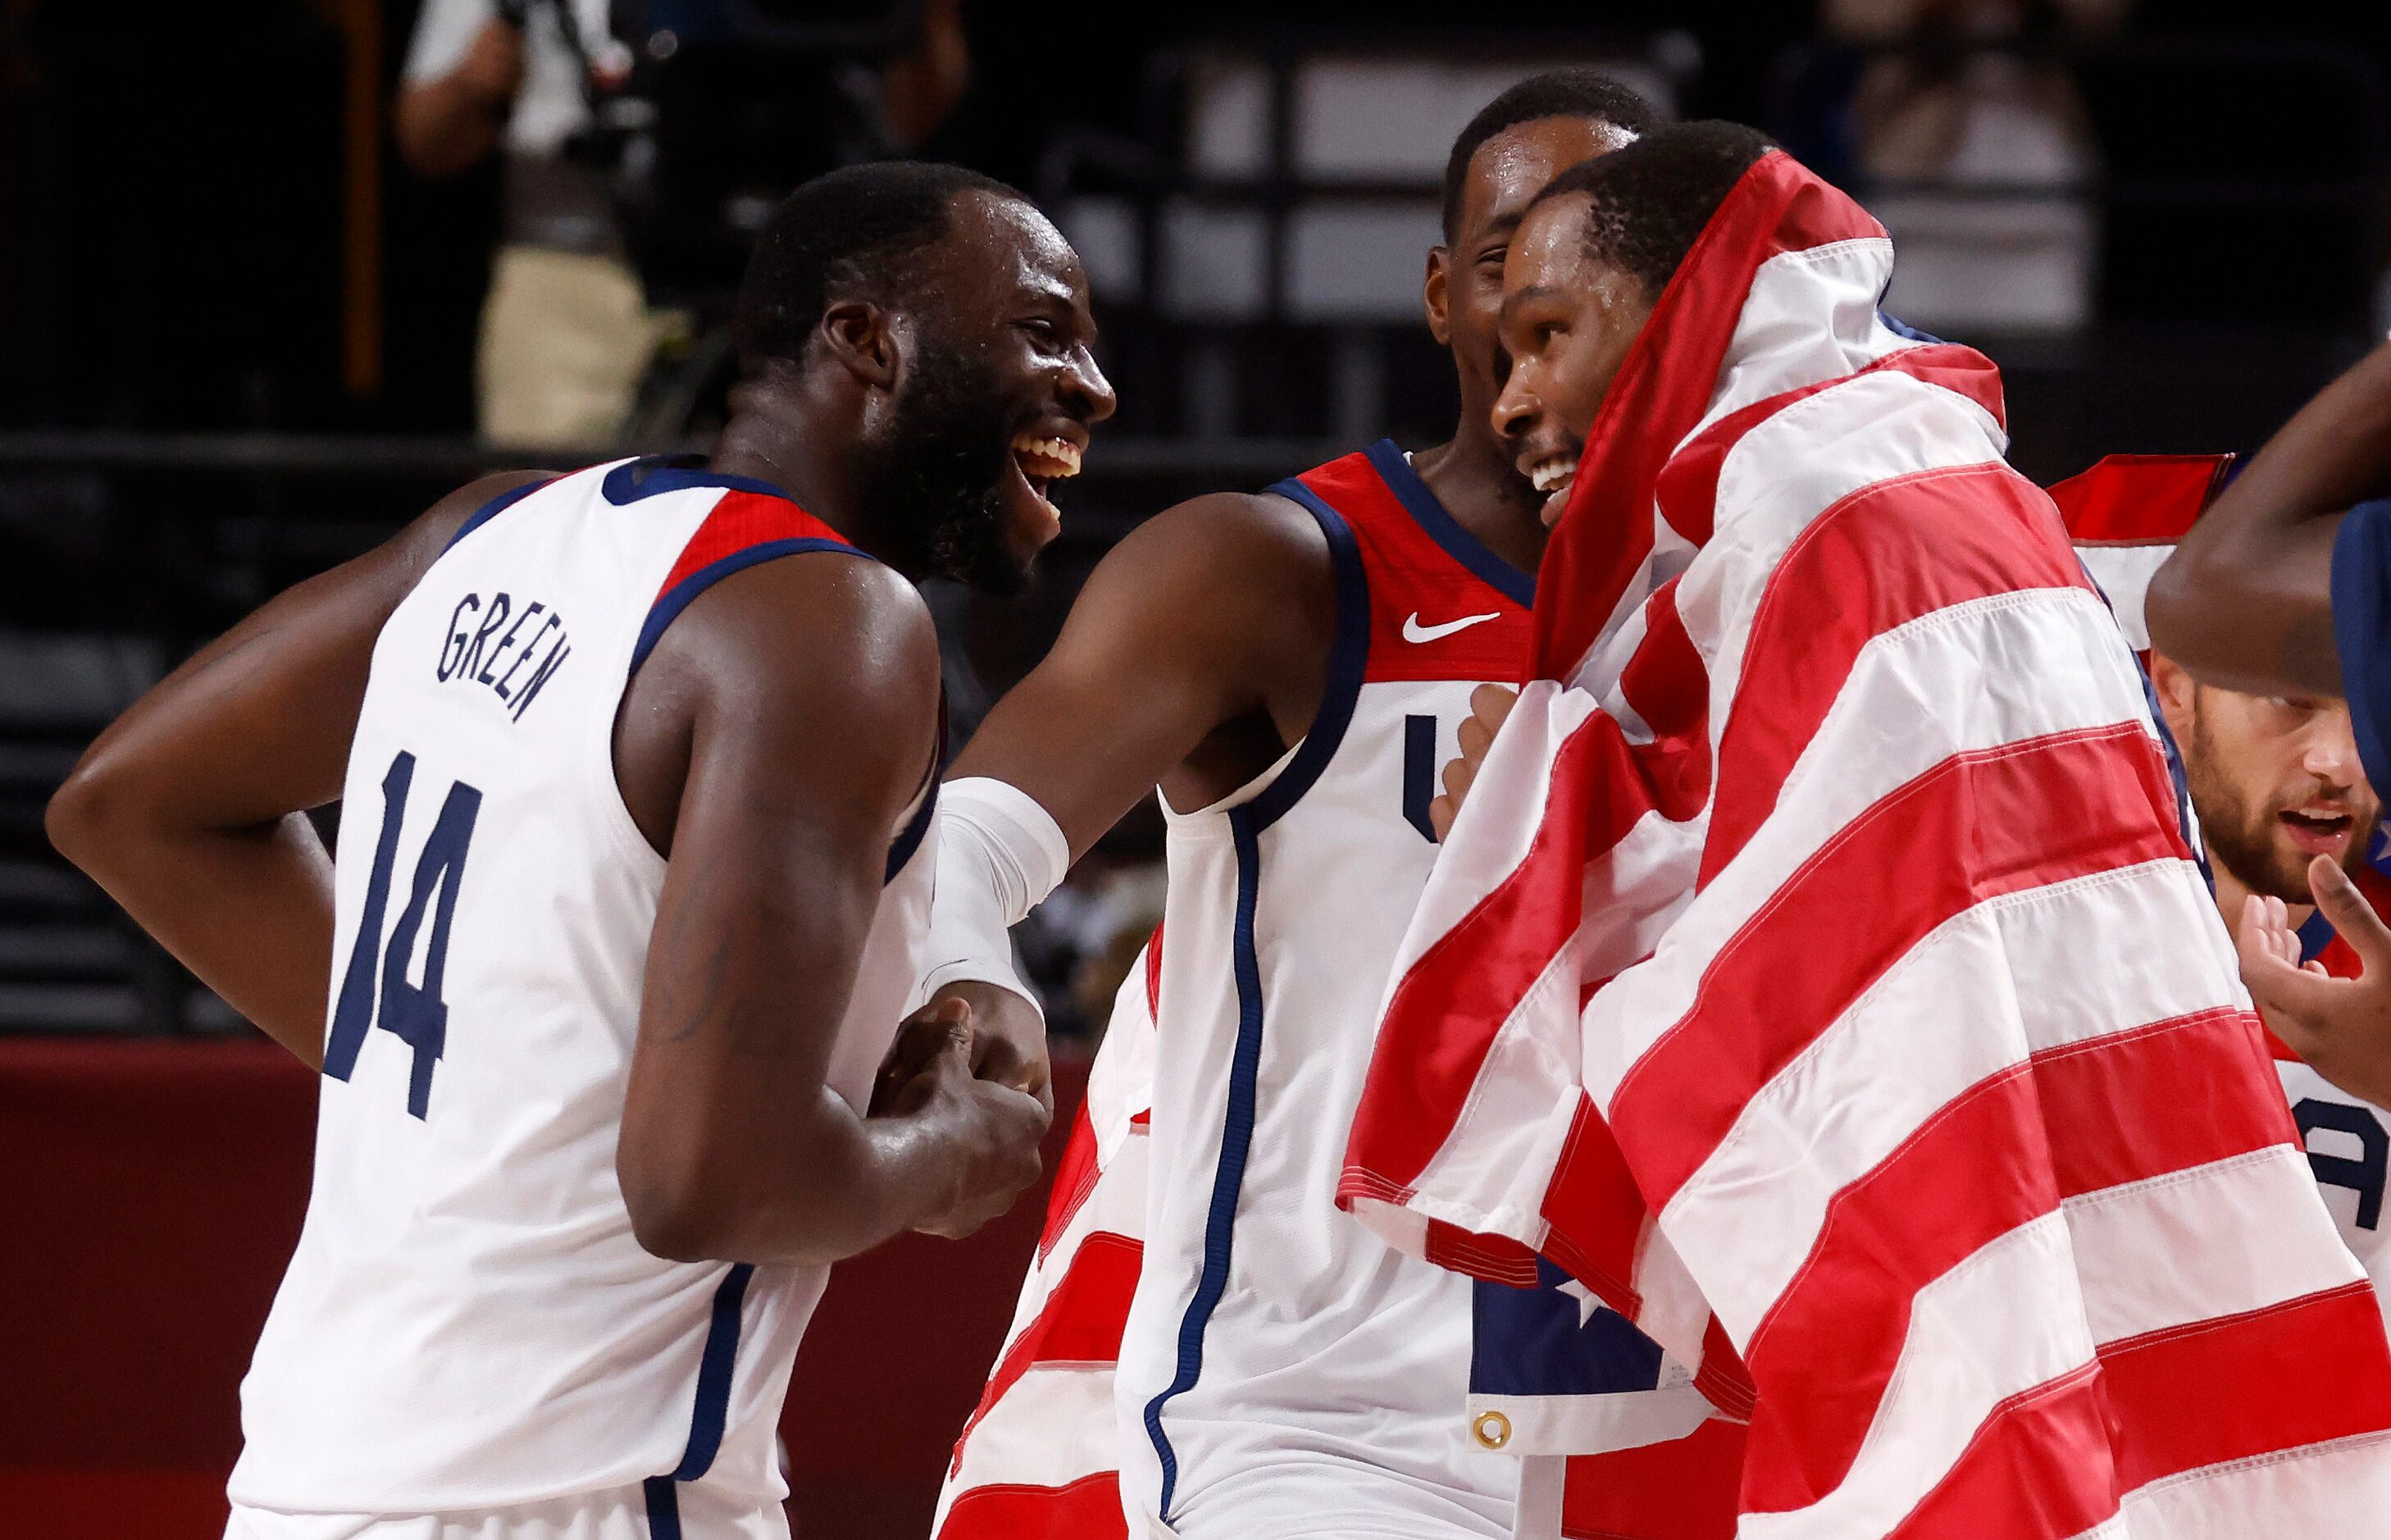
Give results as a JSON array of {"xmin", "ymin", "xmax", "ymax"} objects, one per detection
[
  {"xmin": 2148, "ymin": 339, "xmax": 2391, "ymax": 1107},
  {"xmin": 2140, "ymin": 649, "xmax": 2391, "ymax": 1312},
  {"xmin": 43, "ymin": 162, "xmax": 1107, "ymax": 1539},
  {"xmin": 914, "ymin": 73, "xmax": 1660, "ymax": 1539}
]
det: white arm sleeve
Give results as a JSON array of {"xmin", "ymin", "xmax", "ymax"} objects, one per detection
[{"xmin": 918, "ymin": 777, "xmax": 1073, "ymax": 1015}]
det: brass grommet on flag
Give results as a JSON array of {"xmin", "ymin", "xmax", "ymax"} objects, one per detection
[{"xmin": 1471, "ymin": 1410, "xmax": 1512, "ymax": 1450}]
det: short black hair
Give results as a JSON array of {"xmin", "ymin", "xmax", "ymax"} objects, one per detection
[
  {"xmin": 734, "ymin": 160, "xmax": 1027, "ymax": 375},
  {"xmin": 1441, "ymin": 70, "xmax": 1665, "ymax": 242},
  {"xmin": 1528, "ymin": 121, "xmax": 1774, "ymax": 298}
]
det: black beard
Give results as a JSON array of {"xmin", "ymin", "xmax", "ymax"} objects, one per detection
[{"xmin": 857, "ymin": 340, "xmax": 1032, "ymax": 597}]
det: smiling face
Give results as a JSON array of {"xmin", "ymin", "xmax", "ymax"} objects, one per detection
[
  {"xmin": 860, "ymin": 191, "xmax": 1116, "ymax": 594},
  {"xmin": 2153, "ymin": 655, "xmax": 2384, "ymax": 902},
  {"xmin": 1488, "ymin": 191, "xmax": 1657, "ymax": 526},
  {"xmin": 1430, "ymin": 116, "xmax": 1640, "ymax": 478}
]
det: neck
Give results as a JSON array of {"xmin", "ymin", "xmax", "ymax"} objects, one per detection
[
  {"xmin": 709, "ymin": 382, "xmax": 877, "ymax": 555},
  {"xmin": 1409, "ymin": 417, "xmax": 1549, "ymax": 576},
  {"xmin": 2208, "ymin": 851, "xmax": 2316, "ymax": 944}
]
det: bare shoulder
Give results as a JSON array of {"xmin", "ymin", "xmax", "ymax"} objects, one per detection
[
  {"xmin": 1108, "ymin": 489, "xmax": 1331, "ymax": 585},
  {"xmin": 1073, "ymin": 489, "xmax": 1333, "ymax": 643},
  {"xmin": 647, "ymin": 550, "xmax": 939, "ymax": 727},
  {"xmin": 388, "ymin": 469, "xmax": 558, "ymax": 583}
]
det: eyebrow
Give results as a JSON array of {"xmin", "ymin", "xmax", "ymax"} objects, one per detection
[
  {"xmin": 1498, "ymin": 285, "xmax": 1566, "ymax": 325},
  {"xmin": 1471, "ymin": 212, "xmax": 1525, "ymax": 248}
]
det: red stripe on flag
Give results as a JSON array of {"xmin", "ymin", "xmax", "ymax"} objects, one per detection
[
  {"xmin": 2100, "ymin": 1281, "xmax": 2391, "ymax": 1492},
  {"xmin": 2037, "ymin": 1009, "xmax": 2299, "ymax": 1196},
  {"xmin": 1560, "ymin": 1416, "xmax": 1748, "ymax": 1540},
  {"xmin": 1655, "ymin": 345, "xmax": 2006, "ymax": 548},
  {"xmin": 1615, "ymin": 584, "xmax": 1715, "ymax": 815},
  {"xmin": 1143, "ymin": 921, "xmax": 1164, "ymax": 1021},
  {"xmin": 1739, "ymin": 1009, "xmax": 2293, "ymax": 1510},
  {"xmin": 1538, "ymin": 1092, "xmax": 1654, "ymax": 1320},
  {"xmin": 948, "ymin": 1232, "xmax": 1141, "ymax": 1474},
  {"xmin": 1341, "ymin": 709, "xmax": 1643, "ymax": 1199},
  {"xmin": 1699, "ymin": 462, "xmax": 2097, "ymax": 885},
  {"xmin": 936, "ymin": 1471, "xmax": 1128, "ymax": 1540},
  {"xmin": 1420, "ymin": 1218, "xmax": 1544, "ymax": 1288},
  {"xmin": 1882, "ymin": 1363, "xmax": 2119, "ymax": 1540},
  {"xmin": 2046, "ymin": 453, "xmax": 2233, "ymax": 544},
  {"xmin": 652, "ymin": 489, "xmax": 847, "ymax": 601},
  {"xmin": 1616, "ymin": 722, "xmax": 2187, "ymax": 1211},
  {"xmin": 1036, "ymin": 1108, "xmax": 1102, "ymax": 1266}
]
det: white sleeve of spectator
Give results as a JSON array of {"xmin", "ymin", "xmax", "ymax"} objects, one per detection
[
  {"xmin": 403, "ymin": 0, "xmax": 498, "ymax": 84},
  {"xmin": 918, "ymin": 777, "xmax": 1073, "ymax": 1014}
]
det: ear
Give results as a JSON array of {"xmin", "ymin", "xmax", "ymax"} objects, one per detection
[
  {"xmin": 1423, "ymin": 247, "xmax": 1452, "ymax": 348},
  {"xmin": 2147, "ymin": 651, "xmax": 2198, "ymax": 741},
  {"xmin": 819, "ymin": 299, "xmax": 904, "ymax": 392}
]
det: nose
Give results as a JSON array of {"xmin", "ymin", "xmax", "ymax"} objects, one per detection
[
  {"xmin": 2308, "ymin": 708, "xmax": 2366, "ymax": 789},
  {"xmin": 1492, "ymin": 365, "xmax": 1541, "ymax": 449},
  {"xmin": 1065, "ymin": 346, "xmax": 1118, "ymax": 425}
]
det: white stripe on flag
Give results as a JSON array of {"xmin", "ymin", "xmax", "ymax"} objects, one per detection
[
  {"xmin": 933, "ymin": 1367, "xmax": 1123, "ymax": 1529},
  {"xmin": 1589, "ymin": 585, "xmax": 2160, "ymax": 1090},
  {"xmin": 1665, "ymin": 860, "xmax": 2238, "ymax": 1338},
  {"xmin": 2118, "ymin": 1428, "xmax": 2391, "ymax": 1537},
  {"xmin": 1738, "ymin": 1211, "xmax": 2098, "ymax": 1540},
  {"xmin": 2066, "ymin": 1146, "xmax": 2366, "ymax": 1347}
]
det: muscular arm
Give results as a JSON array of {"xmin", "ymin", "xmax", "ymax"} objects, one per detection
[
  {"xmin": 2147, "ymin": 339, "xmax": 2391, "ymax": 698},
  {"xmin": 44, "ymin": 472, "xmax": 548, "ymax": 1065},
  {"xmin": 616, "ymin": 555, "xmax": 1045, "ymax": 1266},
  {"xmin": 950, "ymin": 491, "xmax": 1335, "ymax": 857}
]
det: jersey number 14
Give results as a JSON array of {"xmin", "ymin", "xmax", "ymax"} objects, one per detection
[{"xmin": 323, "ymin": 749, "xmax": 484, "ymax": 1118}]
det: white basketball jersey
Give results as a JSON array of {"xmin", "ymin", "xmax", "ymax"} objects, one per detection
[
  {"xmin": 2272, "ymin": 891, "xmax": 2391, "ymax": 1323},
  {"xmin": 230, "ymin": 457, "xmax": 937, "ymax": 1521},
  {"xmin": 1115, "ymin": 443, "xmax": 1533, "ymax": 1537}
]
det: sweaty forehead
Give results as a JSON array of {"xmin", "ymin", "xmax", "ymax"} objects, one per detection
[
  {"xmin": 1505, "ymin": 193, "xmax": 1600, "ymax": 291},
  {"xmin": 1458, "ymin": 116, "xmax": 1639, "ymax": 244},
  {"xmin": 936, "ymin": 190, "xmax": 1086, "ymax": 305}
]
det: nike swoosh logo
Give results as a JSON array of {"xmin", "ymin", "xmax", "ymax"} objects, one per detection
[{"xmin": 1403, "ymin": 611, "xmax": 1501, "ymax": 644}]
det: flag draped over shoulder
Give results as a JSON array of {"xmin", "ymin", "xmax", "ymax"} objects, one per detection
[
  {"xmin": 1337, "ymin": 149, "xmax": 2391, "ymax": 1533},
  {"xmin": 931, "ymin": 941, "xmax": 1157, "ymax": 1540}
]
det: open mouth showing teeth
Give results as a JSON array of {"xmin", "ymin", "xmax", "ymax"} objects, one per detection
[
  {"xmin": 1529, "ymin": 455, "xmax": 1579, "ymax": 496},
  {"xmin": 1011, "ymin": 434, "xmax": 1082, "ymax": 511},
  {"xmin": 2281, "ymin": 809, "xmax": 2354, "ymax": 849}
]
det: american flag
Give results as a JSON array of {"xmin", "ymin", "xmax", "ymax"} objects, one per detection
[
  {"xmin": 929, "ymin": 939, "xmax": 1156, "ymax": 1540},
  {"xmin": 1336, "ymin": 149, "xmax": 2391, "ymax": 1533}
]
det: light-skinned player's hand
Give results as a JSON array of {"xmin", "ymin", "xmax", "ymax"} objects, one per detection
[
  {"xmin": 2238, "ymin": 854, "xmax": 2391, "ymax": 1108},
  {"xmin": 873, "ymin": 1000, "xmax": 1050, "ymax": 1238},
  {"xmin": 1428, "ymin": 683, "xmax": 1520, "ymax": 841}
]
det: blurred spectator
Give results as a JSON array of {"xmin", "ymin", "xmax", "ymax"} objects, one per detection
[
  {"xmin": 1824, "ymin": 0, "xmax": 2120, "ymax": 185},
  {"xmin": 396, "ymin": 0, "xmax": 654, "ymax": 448}
]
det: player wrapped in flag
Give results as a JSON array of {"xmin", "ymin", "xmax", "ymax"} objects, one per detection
[{"xmin": 1335, "ymin": 146, "xmax": 2391, "ymax": 1533}]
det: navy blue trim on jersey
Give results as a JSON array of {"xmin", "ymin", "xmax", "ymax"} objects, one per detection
[
  {"xmin": 629, "ymin": 539, "xmax": 867, "ymax": 678},
  {"xmin": 2299, "ymin": 905, "xmax": 2338, "ymax": 964},
  {"xmin": 442, "ymin": 476, "xmax": 553, "ymax": 552},
  {"xmin": 642, "ymin": 1261, "xmax": 757, "ymax": 1538},
  {"xmin": 2334, "ymin": 499, "xmax": 2391, "ymax": 799},
  {"xmin": 603, "ymin": 453, "xmax": 801, "ymax": 507},
  {"xmin": 1141, "ymin": 812, "xmax": 1268, "ymax": 1520},
  {"xmin": 1877, "ymin": 310, "xmax": 1946, "ymax": 345},
  {"xmin": 886, "ymin": 779, "xmax": 937, "ymax": 885},
  {"xmin": 1248, "ymin": 478, "xmax": 1370, "ymax": 831},
  {"xmin": 1470, "ymin": 1260, "xmax": 1666, "ymax": 1397},
  {"xmin": 1362, "ymin": 439, "xmax": 1537, "ymax": 609}
]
